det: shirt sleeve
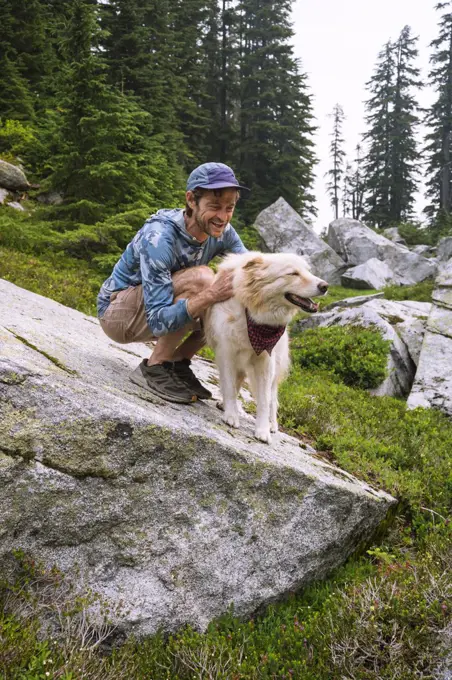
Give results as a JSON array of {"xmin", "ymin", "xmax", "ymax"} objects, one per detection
[
  {"xmin": 139, "ymin": 230, "xmax": 192, "ymax": 337},
  {"xmin": 222, "ymin": 225, "xmax": 248, "ymax": 254}
]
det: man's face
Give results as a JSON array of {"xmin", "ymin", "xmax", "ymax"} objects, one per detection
[{"xmin": 187, "ymin": 188, "xmax": 238, "ymax": 238}]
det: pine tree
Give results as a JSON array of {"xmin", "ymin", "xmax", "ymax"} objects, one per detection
[
  {"xmin": 342, "ymin": 161, "xmax": 353, "ymax": 218},
  {"xmin": 100, "ymin": 0, "xmax": 184, "ymax": 165},
  {"xmin": 351, "ymin": 143, "xmax": 366, "ymax": 220},
  {"xmin": 48, "ymin": 0, "xmax": 182, "ymax": 226},
  {"xmin": 236, "ymin": 0, "xmax": 317, "ymax": 221},
  {"xmin": 0, "ymin": 54, "xmax": 34, "ymax": 121},
  {"xmin": 363, "ymin": 41, "xmax": 395, "ymax": 227},
  {"xmin": 389, "ymin": 26, "xmax": 421, "ymax": 223},
  {"xmin": 171, "ymin": 0, "xmax": 227, "ymax": 167},
  {"xmin": 326, "ymin": 104, "xmax": 346, "ymax": 220},
  {"xmin": 363, "ymin": 29, "xmax": 421, "ymax": 227},
  {"xmin": 425, "ymin": 1, "xmax": 452, "ymax": 232}
]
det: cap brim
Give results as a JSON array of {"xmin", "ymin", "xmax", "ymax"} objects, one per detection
[{"xmin": 191, "ymin": 181, "xmax": 250, "ymax": 194}]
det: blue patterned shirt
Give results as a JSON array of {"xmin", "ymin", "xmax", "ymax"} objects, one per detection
[{"xmin": 97, "ymin": 209, "xmax": 246, "ymax": 336}]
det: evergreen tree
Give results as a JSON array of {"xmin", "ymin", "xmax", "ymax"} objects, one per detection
[
  {"xmin": 48, "ymin": 0, "xmax": 182, "ymax": 225},
  {"xmin": 326, "ymin": 104, "xmax": 346, "ymax": 220},
  {"xmin": 236, "ymin": 0, "xmax": 316, "ymax": 221},
  {"xmin": 100, "ymin": 0, "xmax": 185, "ymax": 166},
  {"xmin": 351, "ymin": 143, "xmax": 366, "ymax": 220},
  {"xmin": 342, "ymin": 161, "xmax": 353, "ymax": 218},
  {"xmin": 171, "ymin": 0, "xmax": 226, "ymax": 167},
  {"xmin": 363, "ymin": 41, "xmax": 395, "ymax": 227},
  {"xmin": 425, "ymin": 1, "xmax": 452, "ymax": 231},
  {"xmin": 389, "ymin": 26, "xmax": 421, "ymax": 223},
  {"xmin": 0, "ymin": 54, "xmax": 34, "ymax": 121},
  {"xmin": 363, "ymin": 29, "xmax": 421, "ymax": 227}
]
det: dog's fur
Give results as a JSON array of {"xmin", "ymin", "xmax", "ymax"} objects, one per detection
[{"xmin": 204, "ymin": 251, "xmax": 328, "ymax": 444}]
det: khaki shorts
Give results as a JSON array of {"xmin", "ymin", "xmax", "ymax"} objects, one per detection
[{"xmin": 99, "ymin": 285, "xmax": 155, "ymax": 344}]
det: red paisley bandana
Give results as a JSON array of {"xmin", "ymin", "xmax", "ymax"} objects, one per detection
[{"xmin": 246, "ymin": 309, "xmax": 286, "ymax": 356}]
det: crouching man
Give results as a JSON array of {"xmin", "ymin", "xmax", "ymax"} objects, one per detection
[{"xmin": 97, "ymin": 162, "xmax": 249, "ymax": 404}]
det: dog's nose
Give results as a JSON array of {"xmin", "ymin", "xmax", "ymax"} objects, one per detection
[{"xmin": 317, "ymin": 281, "xmax": 329, "ymax": 294}]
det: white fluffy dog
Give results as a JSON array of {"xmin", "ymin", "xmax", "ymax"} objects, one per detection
[{"xmin": 204, "ymin": 252, "xmax": 328, "ymax": 444}]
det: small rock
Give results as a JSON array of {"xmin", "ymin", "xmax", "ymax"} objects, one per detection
[
  {"xmin": 6, "ymin": 201, "xmax": 25, "ymax": 212},
  {"xmin": 0, "ymin": 159, "xmax": 31, "ymax": 192}
]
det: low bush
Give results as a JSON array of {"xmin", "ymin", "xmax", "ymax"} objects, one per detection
[
  {"xmin": 278, "ymin": 367, "xmax": 452, "ymax": 522},
  {"xmin": 290, "ymin": 325, "xmax": 390, "ymax": 389},
  {"xmin": 384, "ymin": 279, "xmax": 435, "ymax": 303}
]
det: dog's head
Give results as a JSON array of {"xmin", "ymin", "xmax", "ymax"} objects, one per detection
[{"xmin": 220, "ymin": 251, "xmax": 328, "ymax": 323}]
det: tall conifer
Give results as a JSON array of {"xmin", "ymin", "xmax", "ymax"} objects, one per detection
[
  {"xmin": 363, "ymin": 41, "xmax": 395, "ymax": 227},
  {"xmin": 425, "ymin": 1, "xmax": 452, "ymax": 232},
  {"xmin": 237, "ymin": 0, "xmax": 316, "ymax": 220},
  {"xmin": 326, "ymin": 104, "xmax": 346, "ymax": 220},
  {"xmin": 48, "ymin": 0, "xmax": 181, "ymax": 225}
]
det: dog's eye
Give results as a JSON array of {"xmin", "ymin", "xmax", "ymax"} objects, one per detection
[{"xmin": 288, "ymin": 272, "xmax": 299, "ymax": 276}]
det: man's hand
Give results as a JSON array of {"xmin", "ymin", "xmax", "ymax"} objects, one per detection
[
  {"xmin": 208, "ymin": 270, "xmax": 234, "ymax": 303},
  {"xmin": 187, "ymin": 270, "xmax": 234, "ymax": 319}
]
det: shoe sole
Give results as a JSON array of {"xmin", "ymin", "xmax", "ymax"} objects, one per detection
[{"xmin": 129, "ymin": 369, "xmax": 198, "ymax": 404}]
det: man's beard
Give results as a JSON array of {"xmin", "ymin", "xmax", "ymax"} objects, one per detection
[{"xmin": 195, "ymin": 212, "xmax": 224, "ymax": 238}]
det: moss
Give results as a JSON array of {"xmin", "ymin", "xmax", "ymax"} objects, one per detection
[
  {"xmin": 381, "ymin": 314, "xmax": 405, "ymax": 325},
  {"xmin": 6, "ymin": 329, "xmax": 79, "ymax": 376}
]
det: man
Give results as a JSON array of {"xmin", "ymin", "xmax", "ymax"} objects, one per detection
[{"xmin": 97, "ymin": 162, "xmax": 249, "ymax": 404}]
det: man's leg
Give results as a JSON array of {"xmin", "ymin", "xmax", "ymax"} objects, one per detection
[
  {"xmin": 130, "ymin": 266, "xmax": 215, "ymax": 403},
  {"xmin": 148, "ymin": 266, "xmax": 214, "ymax": 366}
]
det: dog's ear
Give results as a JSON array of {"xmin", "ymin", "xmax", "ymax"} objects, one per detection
[{"xmin": 243, "ymin": 256, "xmax": 264, "ymax": 271}]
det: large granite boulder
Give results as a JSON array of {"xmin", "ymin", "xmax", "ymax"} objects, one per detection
[
  {"xmin": 254, "ymin": 197, "xmax": 347, "ymax": 284},
  {"xmin": 341, "ymin": 257, "xmax": 394, "ymax": 290},
  {"xmin": 437, "ymin": 237, "xmax": 452, "ymax": 262},
  {"xmin": 0, "ymin": 159, "xmax": 32, "ymax": 192},
  {"xmin": 0, "ymin": 278, "xmax": 395, "ymax": 638},
  {"xmin": 327, "ymin": 219, "xmax": 437, "ymax": 285},
  {"xmin": 362, "ymin": 298, "xmax": 432, "ymax": 367},
  {"xmin": 408, "ymin": 260, "xmax": 452, "ymax": 416},
  {"xmin": 292, "ymin": 306, "xmax": 416, "ymax": 398}
]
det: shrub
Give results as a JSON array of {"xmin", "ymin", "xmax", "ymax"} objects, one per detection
[
  {"xmin": 384, "ymin": 279, "xmax": 434, "ymax": 303},
  {"xmin": 290, "ymin": 325, "xmax": 390, "ymax": 389}
]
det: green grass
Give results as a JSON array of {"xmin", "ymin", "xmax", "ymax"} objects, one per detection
[
  {"xmin": 0, "ymin": 246, "xmax": 101, "ymax": 315},
  {"xmin": 318, "ymin": 284, "xmax": 379, "ymax": 309}
]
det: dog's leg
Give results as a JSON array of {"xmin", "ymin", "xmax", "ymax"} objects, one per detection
[
  {"xmin": 270, "ymin": 378, "xmax": 279, "ymax": 433},
  {"xmin": 249, "ymin": 358, "xmax": 273, "ymax": 444},
  {"xmin": 217, "ymin": 354, "xmax": 241, "ymax": 429}
]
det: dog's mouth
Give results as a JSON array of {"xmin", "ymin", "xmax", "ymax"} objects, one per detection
[{"xmin": 284, "ymin": 293, "xmax": 319, "ymax": 313}]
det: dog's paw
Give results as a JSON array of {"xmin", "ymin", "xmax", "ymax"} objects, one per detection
[
  {"xmin": 255, "ymin": 427, "xmax": 272, "ymax": 444},
  {"xmin": 270, "ymin": 421, "xmax": 279, "ymax": 433},
  {"xmin": 223, "ymin": 412, "xmax": 240, "ymax": 429}
]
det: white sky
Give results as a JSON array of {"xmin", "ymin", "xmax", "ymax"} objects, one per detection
[{"xmin": 291, "ymin": 0, "xmax": 439, "ymax": 232}]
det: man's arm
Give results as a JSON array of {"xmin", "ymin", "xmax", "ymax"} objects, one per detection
[
  {"xmin": 186, "ymin": 270, "xmax": 234, "ymax": 319},
  {"xmin": 140, "ymin": 232, "xmax": 234, "ymax": 336}
]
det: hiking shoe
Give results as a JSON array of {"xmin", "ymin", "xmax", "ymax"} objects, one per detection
[
  {"xmin": 173, "ymin": 358, "xmax": 212, "ymax": 400},
  {"xmin": 130, "ymin": 360, "xmax": 197, "ymax": 404}
]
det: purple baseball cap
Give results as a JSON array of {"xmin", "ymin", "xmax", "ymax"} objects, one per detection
[{"xmin": 186, "ymin": 162, "xmax": 250, "ymax": 193}]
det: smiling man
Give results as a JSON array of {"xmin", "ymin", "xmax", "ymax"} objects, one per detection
[{"xmin": 97, "ymin": 162, "xmax": 249, "ymax": 404}]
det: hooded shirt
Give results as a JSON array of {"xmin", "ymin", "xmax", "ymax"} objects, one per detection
[{"xmin": 97, "ymin": 208, "xmax": 246, "ymax": 337}]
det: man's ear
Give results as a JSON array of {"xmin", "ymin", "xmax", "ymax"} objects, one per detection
[{"xmin": 186, "ymin": 190, "xmax": 196, "ymax": 208}]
